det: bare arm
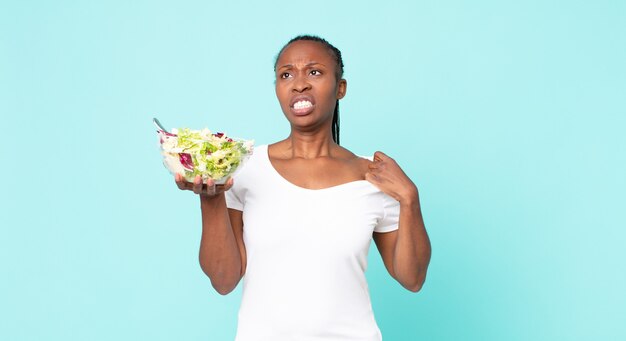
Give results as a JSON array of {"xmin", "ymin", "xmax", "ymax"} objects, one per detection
[
  {"xmin": 367, "ymin": 152, "xmax": 432, "ymax": 292},
  {"xmin": 373, "ymin": 199, "xmax": 431, "ymax": 292},
  {"xmin": 176, "ymin": 174, "xmax": 246, "ymax": 295}
]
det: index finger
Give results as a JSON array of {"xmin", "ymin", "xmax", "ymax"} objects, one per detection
[
  {"xmin": 175, "ymin": 173, "xmax": 190, "ymax": 190},
  {"xmin": 373, "ymin": 151, "xmax": 390, "ymax": 162}
]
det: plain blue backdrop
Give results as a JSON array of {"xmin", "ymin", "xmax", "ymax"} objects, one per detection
[{"xmin": 1, "ymin": 1, "xmax": 625, "ymax": 340}]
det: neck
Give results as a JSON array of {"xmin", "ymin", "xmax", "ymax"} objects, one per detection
[{"xmin": 283, "ymin": 129, "xmax": 336, "ymax": 159}]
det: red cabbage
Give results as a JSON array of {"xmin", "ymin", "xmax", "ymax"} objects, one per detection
[{"xmin": 179, "ymin": 153, "xmax": 194, "ymax": 170}]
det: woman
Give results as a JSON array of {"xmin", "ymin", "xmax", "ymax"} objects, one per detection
[{"xmin": 175, "ymin": 35, "xmax": 431, "ymax": 340}]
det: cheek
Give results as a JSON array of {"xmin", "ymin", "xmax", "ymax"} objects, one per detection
[
  {"xmin": 275, "ymin": 86, "xmax": 289, "ymax": 105},
  {"xmin": 322, "ymin": 84, "xmax": 340, "ymax": 104}
]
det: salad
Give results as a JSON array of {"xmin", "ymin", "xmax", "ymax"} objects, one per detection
[{"xmin": 155, "ymin": 119, "xmax": 254, "ymax": 184}]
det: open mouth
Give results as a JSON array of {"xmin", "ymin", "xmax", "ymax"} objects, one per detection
[{"xmin": 290, "ymin": 95, "xmax": 316, "ymax": 116}]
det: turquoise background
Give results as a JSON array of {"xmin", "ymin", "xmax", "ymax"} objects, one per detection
[{"xmin": 1, "ymin": 1, "xmax": 625, "ymax": 340}]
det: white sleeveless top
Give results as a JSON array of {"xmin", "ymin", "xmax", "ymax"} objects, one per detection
[{"xmin": 225, "ymin": 145, "xmax": 400, "ymax": 341}]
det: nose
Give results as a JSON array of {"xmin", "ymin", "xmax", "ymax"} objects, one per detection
[{"xmin": 292, "ymin": 75, "xmax": 311, "ymax": 93}]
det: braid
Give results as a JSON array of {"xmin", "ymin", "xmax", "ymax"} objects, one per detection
[
  {"xmin": 332, "ymin": 101, "xmax": 340, "ymax": 145},
  {"xmin": 274, "ymin": 35, "xmax": 344, "ymax": 145}
]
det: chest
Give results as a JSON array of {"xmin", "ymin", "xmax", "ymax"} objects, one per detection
[
  {"xmin": 270, "ymin": 157, "xmax": 366, "ymax": 190},
  {"xmin": 242, "ymin": 183, "xmax": 383, "ymax": 257}
]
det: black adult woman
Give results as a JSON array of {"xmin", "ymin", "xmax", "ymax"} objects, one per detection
[{"xmin": 175, "ymin": 35, "xmax": 431, "ymax": 340}]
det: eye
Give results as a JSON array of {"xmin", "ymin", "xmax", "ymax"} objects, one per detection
[
  {"xmin": 280, "ymin": 72, "xmax": 291, "ymax": 79},
  {"xmin": 310, "ymin": 70, "xmax": 322, "ymax": 76}
]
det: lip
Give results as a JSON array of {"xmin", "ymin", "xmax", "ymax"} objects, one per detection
[
  {"xmin": 289, "ymin": 95, "xmax": 316, "ymax": 116},
  {"xmin": 290, "ymin": 94, "xmax": 316, "ymax": 108}
]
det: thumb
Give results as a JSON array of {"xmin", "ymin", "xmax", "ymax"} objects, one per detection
[
  {"xmin": 224, "ymin": 177, "xmax": 235, "ymax": 191},
  {"xmin": 365, "ymin": 172, "xmax": 385, "ymax": 192},
  {"xmin": 365, "ymin": 171, "xmax": 380, "ymax": 183},
  {"xmin": 373, "ymin": 151, "xmax": 390, "ymax": 162}
]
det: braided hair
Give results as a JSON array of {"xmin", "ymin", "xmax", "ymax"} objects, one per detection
[{"xmin": 274, "ymin": 35, "xmax": 345, "ymax": 145}]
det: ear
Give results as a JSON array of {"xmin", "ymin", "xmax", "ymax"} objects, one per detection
[{"xmin": 336, "ymin": 79, "xmax": 347, "ymax": 100}]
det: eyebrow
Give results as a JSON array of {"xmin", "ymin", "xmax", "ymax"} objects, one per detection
[{"xmin": 277, "ymin": 62, "xmax": 326, "ymax": 70}]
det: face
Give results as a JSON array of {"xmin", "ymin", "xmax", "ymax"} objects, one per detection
[{"xmin": 274, "ymin": 40, "xmax": 347, "ymax": 132}]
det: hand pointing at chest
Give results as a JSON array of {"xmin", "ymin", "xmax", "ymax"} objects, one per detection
[{"xmin": 365, "ymin": 151, "xmax": 419, "ymax": 205}]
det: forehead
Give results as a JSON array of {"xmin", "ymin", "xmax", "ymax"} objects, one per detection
[{"xmin": 276, "ymin": 40, "xmax": 335, "ymax": 67}]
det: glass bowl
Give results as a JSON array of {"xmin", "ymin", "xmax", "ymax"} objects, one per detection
[{"xmin": 156, "ymin": 127, "xmax": 253, "ymax": 184}]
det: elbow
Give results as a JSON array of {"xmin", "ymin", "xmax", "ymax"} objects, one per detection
[
  {"xmin": 200, "ymin": 265, "xmax": 240, "ymax": 296},
  {"xmin": 402, "ymin": 258, "xmax": 430, "ymax": 293},
  {"xmin": 213, "ymin": 283, "xmax": 236, "ymax": 296},
  {"xmin": 401, "ymin": 273, "xmax": 427, "ymax": 293},
  {"xmin": 210, "ymin": 275, "xmax": 240, "ymax": 295},
  {"xmin": 209, "ymin": 276, "xmax": 241, "ymax": 296},
  {"xmin": 407, "ymin": 281, "xmax": 423, "ymax": 293}
]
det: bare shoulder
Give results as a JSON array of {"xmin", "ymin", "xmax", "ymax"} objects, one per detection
[
  {"xmin": 334, "ymin": 146, "xmax": 373, "ymax": 179},
  {"xmin": 267, "ymin": 140, "xmax": 288, "ymax": 159}
]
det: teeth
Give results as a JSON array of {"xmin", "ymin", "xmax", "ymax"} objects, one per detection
[{"xmin": 293, "ymin": 100, "xmax": 313, "ymax": 109}]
